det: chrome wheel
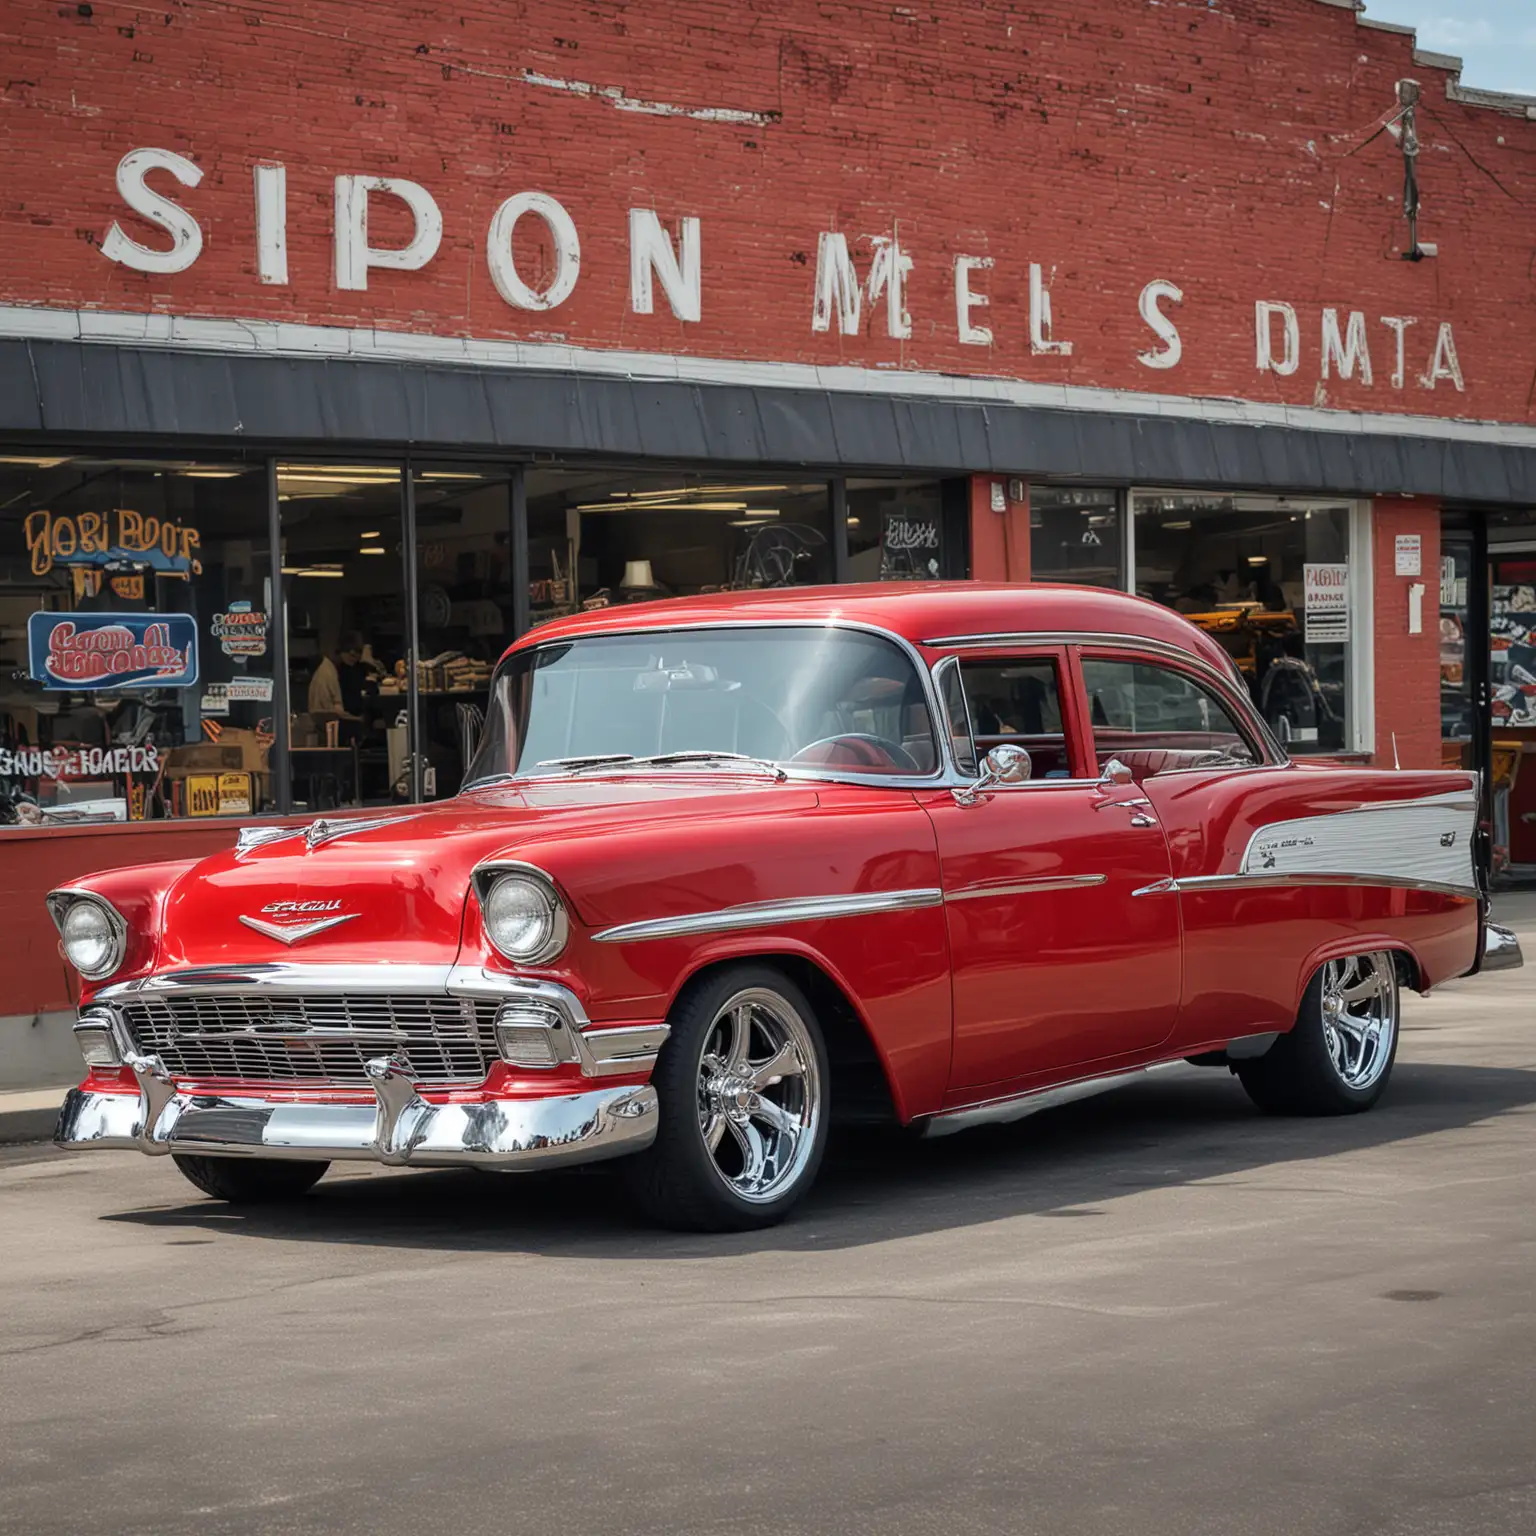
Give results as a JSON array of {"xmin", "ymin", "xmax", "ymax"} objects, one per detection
[
  {"xmin": 696, "ymin": 987, "xmax": 822, "ymax": 1205},
  {"xmin": 1319, "ymin": 952, "xmax": 1398, "ymax": 1091}
]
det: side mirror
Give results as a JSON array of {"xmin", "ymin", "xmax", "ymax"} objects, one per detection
[
  {"xmin": 1098, "ymin": 757, "xmax": 1134, "ymax": 787},
  {"xmin": 952, "ymin": 743, "xmax": 1032, "ymax": 806}
]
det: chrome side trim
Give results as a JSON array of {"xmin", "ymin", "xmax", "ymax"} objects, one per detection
[
  {"xmin": 1140, "ymin": 871, "xmax": 1479, "ymax": 899},
  {"xmin": 1481, "ymin": 921, "xmax": 1524, "ymax": 973},
  {"xmin": 578, "ymin": 1024, "xmax": 673, "ymax": 1075},
  {"xmin": 923, "ymin": 1060, "xmax": 1186, "ymax": 1138},
  {"xmin": 944, "ymin": 874, "xmax": 1107, "ymax": 902},
  {"xmin": 591, "ymin": 887, "xmax": 944, "ymax": 944},
  {"xmin": 55, "ymin": 1079, "xmax": 660, "ymax": 1171}
]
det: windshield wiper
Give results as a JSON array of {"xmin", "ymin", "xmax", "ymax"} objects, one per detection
[
  {"xmin": 565, "ymin": 750, "xmax": 787, "ymax": 781},
  {"xmin": 535, "ymin": 754, "xmax": 637, "ymax": 771}
]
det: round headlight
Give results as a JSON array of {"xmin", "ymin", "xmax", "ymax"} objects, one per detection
[
  {"xmin": 60, "ymin": 898, "xmax": 124, "ymax": 980},
  {"xmin": 483, "ymin": 872, "xmax": 567, "ymax": 964}
]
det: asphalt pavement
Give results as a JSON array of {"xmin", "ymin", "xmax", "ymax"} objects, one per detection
[{"xmin": 2, "ymin": 910, "xmax": 1533, "ymax": 1536}]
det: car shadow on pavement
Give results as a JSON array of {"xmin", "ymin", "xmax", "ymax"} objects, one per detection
[{"xmin": 100, "ymin": 1060, "xmax": 1536, "ymax": 1257}]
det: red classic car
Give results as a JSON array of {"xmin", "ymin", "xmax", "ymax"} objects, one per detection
[{"xmin": 52, "ymin": 583, "xmax": 1520, "ymax": 1230}]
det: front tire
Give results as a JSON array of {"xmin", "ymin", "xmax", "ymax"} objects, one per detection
[
  {"xmin": 1237, "ymin": 951, "xmax": 1400, "ymax": 1115},
  {"xmin": 622, "ymin": 965, "xmax": 830, "ymax": 1232},
  {"xmin": 172, "ymin": 1154, "xmax": 330, "ymax": 1203}
]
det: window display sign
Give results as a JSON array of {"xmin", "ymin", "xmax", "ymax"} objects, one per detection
[
  {"xmin": 880, "ymin": 509, "xmax": 942, "ymax": 580},
  {"xmin": 1303, "ymin": 564, "xmax": 1349, "ymax": 644},
  {"xmin": 0, "ymin": 743, "xmax": 161, "ymax": 779},
  {"xmin": 24, "ymin": 509, "xmax": 203, "ymax": 577},
  {"xmin": 27, "ymin": 612, "xmax": 199, "ymax": 690},
  {"xmin": 211, "ymin": 601, "xmax": 268, "ymax": 657}
]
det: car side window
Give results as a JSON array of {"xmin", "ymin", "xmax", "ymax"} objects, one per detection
[
  {"xmin": 1080, "ymin": 658, "xmax": 1257, "ymax": 778},
  {"xmin": 958, "ymin": 657, "xmax": 1076, "ymax": 779}
]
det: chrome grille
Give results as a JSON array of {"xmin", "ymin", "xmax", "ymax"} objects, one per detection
[{"xmin": 115, "ymin": 993, "xmax": 503, "ymax": 1087}]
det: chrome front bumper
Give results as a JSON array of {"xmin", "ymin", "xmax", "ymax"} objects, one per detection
[{"xmin": 56, "ymin": 1051, "xmax": 658, "ymax": 1171}]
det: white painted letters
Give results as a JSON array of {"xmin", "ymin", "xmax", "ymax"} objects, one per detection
[
  {"xmin": 101, "ymin": 148, "xmax": 204, "ymax": 275},
  {"xmin": 1420, "ymin": 321, "xmax": 1465, "ymax": 391},
  {"xmin": 1136, "ymin": 280, "xmax": 1183, "ymax": 369},
  {"xmin": 1381, "ymin": 316, "xmax": 1417, "ymax": 390},
  {"xmin": 1255, "ymin": 300, "xmax": 1300, "ymax": 376},
  {"xmin": 1028, "ymin": 263, "xmax": 1073, "ymax": 356},
  {"xmin": 486, "ymin": 192, "xmax": 581, "ymax": 310},
  {"xmin": 254, "ymin": 163, "xmax": 288, "ymax": 286},
  {"xmin": 334, "ymin": 176, "xmax": 443, "ymax": 292},
  {"xmin": 1321, "ymin": 308, "xmax": 1373, "ymax": 386},
  {"xmin": 955, "ymin": 257, "xmax": 994, "ymax": 346},
  {"xmin": 811, "ymin": 230, "xmax": 910, "ymax": 339},
  {"xmin": 629, "ymin": 209, "xmax": 701, "ymax": 323}
]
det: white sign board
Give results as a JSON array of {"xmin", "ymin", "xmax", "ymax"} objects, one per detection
[
  {"xmin": 1304, "ymin": 563, "xmax": 1350, "ymax": 643},
  {"xmin": 1395, "ymin": 534, "xmax": 1422, "ymax": 577}
]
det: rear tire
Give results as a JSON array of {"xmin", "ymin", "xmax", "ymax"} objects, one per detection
[
  {"xmin": 621, "ymin": 964, "xmax": 830, "ymax": 1232},
  {"xmin": 172, "ymin": 1154, "xmax": 329, "ymax": 1203},
  {"xmin": 1237, "ymin": 951, "xmax": 1399, "ymax": 1115}
]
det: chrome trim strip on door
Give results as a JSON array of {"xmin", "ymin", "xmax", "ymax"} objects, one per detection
[
  {"xmin": 590, "ymin": 887, "xmax": 944, "ymax": 944},
  {"xmin": 1131, "ymin": 871, "xmax": 1479, "ymax": 899},
  {"xmin": 922, "ymin": 1060, "xmax": 1186, "ymax": 1138},
  {"xmin": 944, "ymin": 874, "xmax": 1108, "ymax": 902}
]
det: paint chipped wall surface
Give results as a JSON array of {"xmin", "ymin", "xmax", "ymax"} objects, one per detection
[{"xmin": 1, "ymin": 0, "xmax": 1533, "ymax": 424}]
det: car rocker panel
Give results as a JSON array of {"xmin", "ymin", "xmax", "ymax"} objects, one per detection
[{"xmin": 47, "ymin": 582, "xmax": 1519, "ymax": 1230}]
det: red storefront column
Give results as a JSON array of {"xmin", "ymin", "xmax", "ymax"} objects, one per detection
[
  {"xmin": 1371, "ymin": 497, "xmax": 1442, "ymax": 770},
  {"xmin": 968, "ymin": 477, "xmax": 1030, "ymax": 583}
]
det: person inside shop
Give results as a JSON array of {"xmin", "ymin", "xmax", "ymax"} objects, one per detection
[{"xmin": 309, "ymin": 633, "xmax": 361, "ymax": 719}]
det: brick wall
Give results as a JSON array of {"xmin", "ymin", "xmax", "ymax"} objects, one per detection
[
  {"xmin": 1372, "ymin": 497, "xmax": 1443, "ymax": 770},
  {"xmin": 0, "ymin": 1, "xmax": 1532, "ymax": 426}
]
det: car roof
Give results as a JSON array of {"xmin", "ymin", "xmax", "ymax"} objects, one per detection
[{"xmin": 504, "ymin": 581, "xmax": 1240, "ymax": 681}]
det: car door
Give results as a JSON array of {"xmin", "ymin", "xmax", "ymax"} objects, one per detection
[{"xmin": 919, "ymin": 645, "xmax": 1183, "ymax": 1094}]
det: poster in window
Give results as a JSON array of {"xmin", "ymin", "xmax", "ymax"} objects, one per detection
[
  {"xmin": 880, "ymin": 509, "xmax": 942, "ymax": 581},
  {"xmin": 27, "ymin": 612, "xmax": 198, "ymax": 690},
  {"xmin": 1302, "ymin": 564, "xmax": 1349, "ymax": 644}
]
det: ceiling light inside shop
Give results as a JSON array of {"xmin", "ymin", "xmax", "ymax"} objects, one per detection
[
  {"xmin": 358, "ymin": 546, "xmax": 387, "ymax": 555},
  {"xmin": 416, "ymin": 472, "xmax": 487, "ymax": 482},
  {"xmin": 0, "ymin": 455, "xmax": 69, "ymax": 468},
  {"xmin": 360, "ymin": 530, "xmax": 380, "ymax": 539},
  {"xmin": 179, "ymin": 469, "xmax": 244, "ymax": 479},
  {"xmin": 1245, "ymin": 556, "xmax": 1269, "ymax": 565},
  {"xmin": 1162, "ymin": 520, "xmax": 1192, "ymax": 530},
  {"xmin": 575, "ymin": 500, "xmax": 751, "ymax": 513},
  {"xmin": 281, "ymin": 564, "xmax": 346, "ymax": 578},
  {"xmin": 606, "ymin": 484, "xmax": 790, "ymax": 500}
]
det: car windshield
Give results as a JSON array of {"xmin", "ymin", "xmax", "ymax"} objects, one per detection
[{"xmin": 464, "ymin": 626, "xmax": 939, "ymax": 783}]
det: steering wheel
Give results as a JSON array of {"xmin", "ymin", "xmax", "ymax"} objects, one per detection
[{"xmin": 789, "ymin": 733, "xmax": 923, "ymax": 773}]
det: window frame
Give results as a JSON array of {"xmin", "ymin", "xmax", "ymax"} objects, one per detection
[
  {"xmin": 931, "ymin": 644, "xmax": 1093, "ymax": 787},
  {"xmin": 1071, "ymin": 644, "xmax": 1279, "ymax": 774}
]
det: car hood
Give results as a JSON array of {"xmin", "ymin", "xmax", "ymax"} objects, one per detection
[{"xmin": 154, "ymin": 777, "xmax": 824, "ymax": 969}]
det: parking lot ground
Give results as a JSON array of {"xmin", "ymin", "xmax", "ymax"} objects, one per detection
[{"xmin": 2, "ymin": 911, "xmax": 1533, "ymax": 1536}]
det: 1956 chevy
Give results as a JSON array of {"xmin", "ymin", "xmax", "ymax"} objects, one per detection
[{"xmin": 52, "ymin": 584, "xmax": 1521, "ymax": 1230}]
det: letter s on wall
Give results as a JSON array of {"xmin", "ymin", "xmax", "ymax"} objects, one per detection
[{"xmin": 101, "ymin": 148, "xmax": 204, "ymax": 275}]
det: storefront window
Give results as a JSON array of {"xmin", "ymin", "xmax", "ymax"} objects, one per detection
[
  {"xmin": 1133, "ymin": 493, "xmax": 1355, "ymax": 753},
  {"xmin": 525, "ymin": 471, "xmax": 833, "ymax": 626},
  {"xmin": 0, "ymin": 453, "xmax": 274, "ymax": 827},
  {"xmin": 411, "ymin": 463, "xmax": 516, "ymax": 800},
  {"xmin": 1440, "ymin": 539, "xmax": 1474, "ymax": 758},
  {"xmin": 1029, "ymin": 486, "xmax": 1123, "ymax": 587},
  {"xmin": 277, "ymin": 463, "xmax": 406, "ymax": 810},
  {"xmin": 846, "ymin": 478, "xmax": 946, "ymax": 581}
]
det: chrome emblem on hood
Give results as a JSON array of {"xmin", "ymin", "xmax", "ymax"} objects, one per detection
[
  {"xmin": 234, "ymin": 814, "xmax": 417, "ymax": 860},
  {"xmin": 238, "ymin": 900, "xmax": 359, "ymax": 945}
]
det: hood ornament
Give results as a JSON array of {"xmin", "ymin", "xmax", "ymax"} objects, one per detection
[
  {"xmin": 239, "ymin": 900, "xmax": 359, "ymax": 946},
  {"xmin": 235, "ymin": 814, "xmax": 416, "ymax": 860}
]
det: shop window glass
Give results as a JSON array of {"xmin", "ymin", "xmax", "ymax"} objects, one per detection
[
  {"xmin": 278, "ymin": 463, "xmax": 406, "ymax": 811},
  {"xmin": 846, "ymin": 479, "xmax": 945, "ymax": 581},
  {"xmin": 0, "ymin": 453, "xmax": 274, "ymax": 828},
  {"xmin": 1029, "ymin": 486, "xmax": 1123, "ymax": 587},
  {"xmin": 1134, "ymin": 494, "xmax": 1353, "ymax": 753},
  {"xmin": 525, "ymin": 471, "xmax": 832, "ymax": 626},
  {"xmin": 1439, "ymin": 539, "xmax": 1473, "ymax": 759},
  {"xmin": 411, "ymin": 464, "xmax": 516, "ymax": 800},
  {"xmin": 1081, "ymin": 658, "xmax": 1256, "ymax": 776}
]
